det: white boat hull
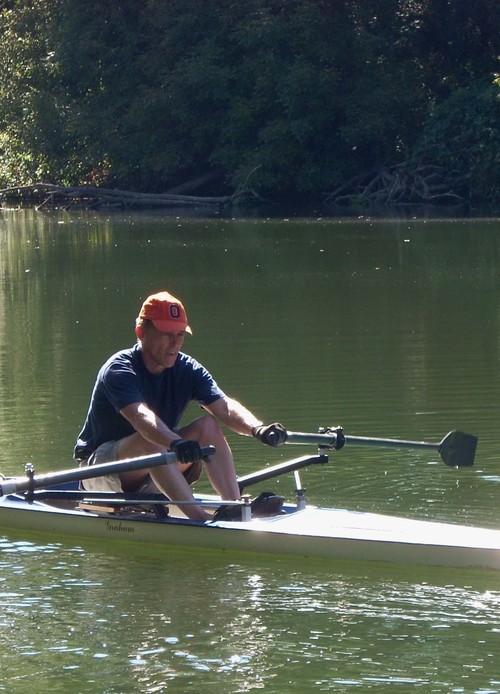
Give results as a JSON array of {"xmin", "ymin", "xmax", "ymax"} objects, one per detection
[{"xmin": 1, "ymin": 493, "xmax": 500, "ymax": 570}]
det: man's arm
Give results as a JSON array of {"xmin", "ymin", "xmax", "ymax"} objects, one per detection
[
  {"xmin": 204, "ymin": 396, "xmax": 262, "ymax": 436},
  {"xmin": 205, "ymin": 396, "xmax": 288, "ymax": 447},
  {"xmin": 120, "ymin": 401, "xmax": 180, "ymax": 448}
]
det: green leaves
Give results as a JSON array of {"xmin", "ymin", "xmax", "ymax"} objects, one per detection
[
  {"xmin": 416, "ymin": 82, "xmax": 500, "ymax": 203},
  {"xmin": 0, "ymin": 0, "xmax": 498, "ymax": 203}
]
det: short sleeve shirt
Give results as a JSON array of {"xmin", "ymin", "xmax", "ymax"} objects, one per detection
[{"xmin": 74, "ymin": 344, "xmax": 225, "ymax": 459}]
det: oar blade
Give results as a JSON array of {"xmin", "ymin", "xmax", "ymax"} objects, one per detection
[{"xmin": 438, "ymin": 431, "xmax": 477, "ymax": 467}]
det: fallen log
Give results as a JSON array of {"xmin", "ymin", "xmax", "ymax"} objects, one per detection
[{"xmin": 0, "ymin": 183, "xmax": 254, "ymax": 210}]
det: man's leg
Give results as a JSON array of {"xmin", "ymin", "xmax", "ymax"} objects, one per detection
[
  {"xmin": 116, "ymin": 433, "xmax": 210, "ymax": 521},
  {"xmin": 79, "ymin": 440, "xmax": 126, "ymax": 492},
  {"xmin": 116, "ymin": 413, "xmax": 240, "ymax": 500},
  {"xmin": 178, "ymin": 414, "xmax": 240, "ymax": 500}
]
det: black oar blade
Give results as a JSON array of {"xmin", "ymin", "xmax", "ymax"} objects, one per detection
[{"xmin": 438, "ymin": 431, "xmax": 477, "ymax": 467}]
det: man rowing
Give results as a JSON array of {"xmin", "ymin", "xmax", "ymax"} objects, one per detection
[{"xmin": 74, "ymin": 290, "xmax": 286, "ymax": 520}]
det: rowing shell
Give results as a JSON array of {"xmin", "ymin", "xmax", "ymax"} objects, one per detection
[
  {"xmin": 0, "ymin": 430, "xmax": 497, "ymax": 570},
  {"xmin": 1, "ymin": 488, "xmax": 500, "ymax": 570}
]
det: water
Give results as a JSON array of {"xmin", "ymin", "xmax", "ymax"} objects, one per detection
[
  {"xmin": 1, "ymin": 536, "xmax": 499, "ymax": 693},
  {"xmin": 1, "ymin": 208, "xmax": 500, "ymax": 692}
]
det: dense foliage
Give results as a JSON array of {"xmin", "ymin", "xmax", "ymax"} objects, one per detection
[{"xmin": 0, "ymin": 0, "xmax": 498, "ymax": 205}]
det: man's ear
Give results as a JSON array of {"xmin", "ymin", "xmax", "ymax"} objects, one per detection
[{"xmin": 135, "ymin": 324, "xmax": 144, "ymax": 339}]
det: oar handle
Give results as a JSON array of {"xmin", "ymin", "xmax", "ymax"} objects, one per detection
[
  {"xmin": 0, "ymin": 445, "xmax": 216, "ymax": 496},
  {"xmin": 286, "ymin": 431, "xmax": 344, "ymax": 448}
]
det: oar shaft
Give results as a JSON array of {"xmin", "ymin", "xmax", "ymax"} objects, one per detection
[
  {"xmin": 286, "ymin": 431, "xmax": 437, "ymax": 450},
  {"xmin": 346, "ymin": 435, "xmax": 437, "ymax": 450},
  {"xmin": 0, "ymin": 446, "xmax": 215, "ymax": 496}
]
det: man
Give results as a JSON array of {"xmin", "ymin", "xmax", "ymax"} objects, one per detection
[{"xmin": 74, "ymin": 290, "xmax": 287, "ymax": 521}]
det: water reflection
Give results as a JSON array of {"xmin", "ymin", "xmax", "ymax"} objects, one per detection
[
  {"xmin": 2, "ymin": 209, "xmax": 500, "ymax": 692},
  {"xmin": 1, "ymin": 535, "xmax": 500, "ymax": 692}
]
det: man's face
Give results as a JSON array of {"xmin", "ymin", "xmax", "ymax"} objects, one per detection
[{"xmin": 140, "ymin": 323, "xmax": 186, "ymax": 373}]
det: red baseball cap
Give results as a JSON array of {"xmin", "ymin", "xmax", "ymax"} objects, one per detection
[{"xmin": 138, "ymin": 291, "xmax": 192, "ymax": 334}]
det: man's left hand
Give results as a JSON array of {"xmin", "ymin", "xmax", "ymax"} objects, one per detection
[{"xmin": 252, "ymin": 423, "xmax": 287, "ymax": 447}]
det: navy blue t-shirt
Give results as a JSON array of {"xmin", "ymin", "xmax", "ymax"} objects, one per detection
[{"xmin": 74, "ymin": 344, "xmax": 225, "ymax": 459}]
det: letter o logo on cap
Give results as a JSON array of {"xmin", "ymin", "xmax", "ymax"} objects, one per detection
[{"xmin": 169, "ymin": 304, "xmax": 181, "ymax": 319}]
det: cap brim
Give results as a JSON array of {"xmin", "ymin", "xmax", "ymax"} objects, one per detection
[{"xmin": 151, "ymin": 320, "xmax": 192, "ymax": 335}]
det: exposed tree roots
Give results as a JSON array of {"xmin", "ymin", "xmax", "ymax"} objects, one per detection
[{"xmin": 325, "ymin": 163, "xmax": 465, "ymax": 207}]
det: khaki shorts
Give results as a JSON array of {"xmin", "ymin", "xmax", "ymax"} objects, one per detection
[{"xmin": 79, "ymin": 440, "xmax": 203, "ymax": 493}]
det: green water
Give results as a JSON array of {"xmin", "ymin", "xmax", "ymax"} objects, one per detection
[{"xmin": 1, "ymin": 208, "xmax": 499, "ymax": 692}]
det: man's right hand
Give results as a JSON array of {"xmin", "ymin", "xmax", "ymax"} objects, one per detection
[{"xmin": 170, "ymin": 439, "xmax": 202, "ymax": 463}]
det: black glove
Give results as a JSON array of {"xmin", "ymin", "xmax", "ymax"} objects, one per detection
[
  {"xmin": 252, "ymin": 422, "xmax": 287, "ymax": 447},
  {"xmin": 170, "ymin": 439, "xmax": 202, "ymax": 463}
]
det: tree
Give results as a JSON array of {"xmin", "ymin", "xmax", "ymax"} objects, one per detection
[
  {"xmin": 414, "ymin": 81, "xmax": 500, "ymax": 204},
  {"xmin": 0, "ymin": 0, "xmax": 498, "ymax": 203}
]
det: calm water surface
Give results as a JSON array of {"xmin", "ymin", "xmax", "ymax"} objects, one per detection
[{"xmin": 1, "ymin": 208, "xmax": 500, "ymax": 692}]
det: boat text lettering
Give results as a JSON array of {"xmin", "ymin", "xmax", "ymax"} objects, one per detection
[{"xmin": 106, "ymin": 519, "xmax": 135, "ymax": 534}]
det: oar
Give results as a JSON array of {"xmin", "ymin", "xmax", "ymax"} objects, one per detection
[
  {"xmin": 0, "ymin": 446, "xmax": 215, "ymax": 496},
  {"xmin": 285, "ymin": 429, "xmax": 477, "ymax": 468}
]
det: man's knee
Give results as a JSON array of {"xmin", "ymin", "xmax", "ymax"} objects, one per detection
[
  {"xmin": 199, "ymin": 414, "xmax": 223, "ymax": 437},
  {"xmin": 182, "ymin": 414, "xmax": 223, "ymax": 442}
]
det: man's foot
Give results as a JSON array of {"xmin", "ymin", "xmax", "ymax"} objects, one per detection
[
  {"xmin": 251, "ymin": 491, "xmax": 285, "ymax": 516},
  {"xmin": 213, "ymin": 491, "xmax": 285, "ymax": 522}
]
